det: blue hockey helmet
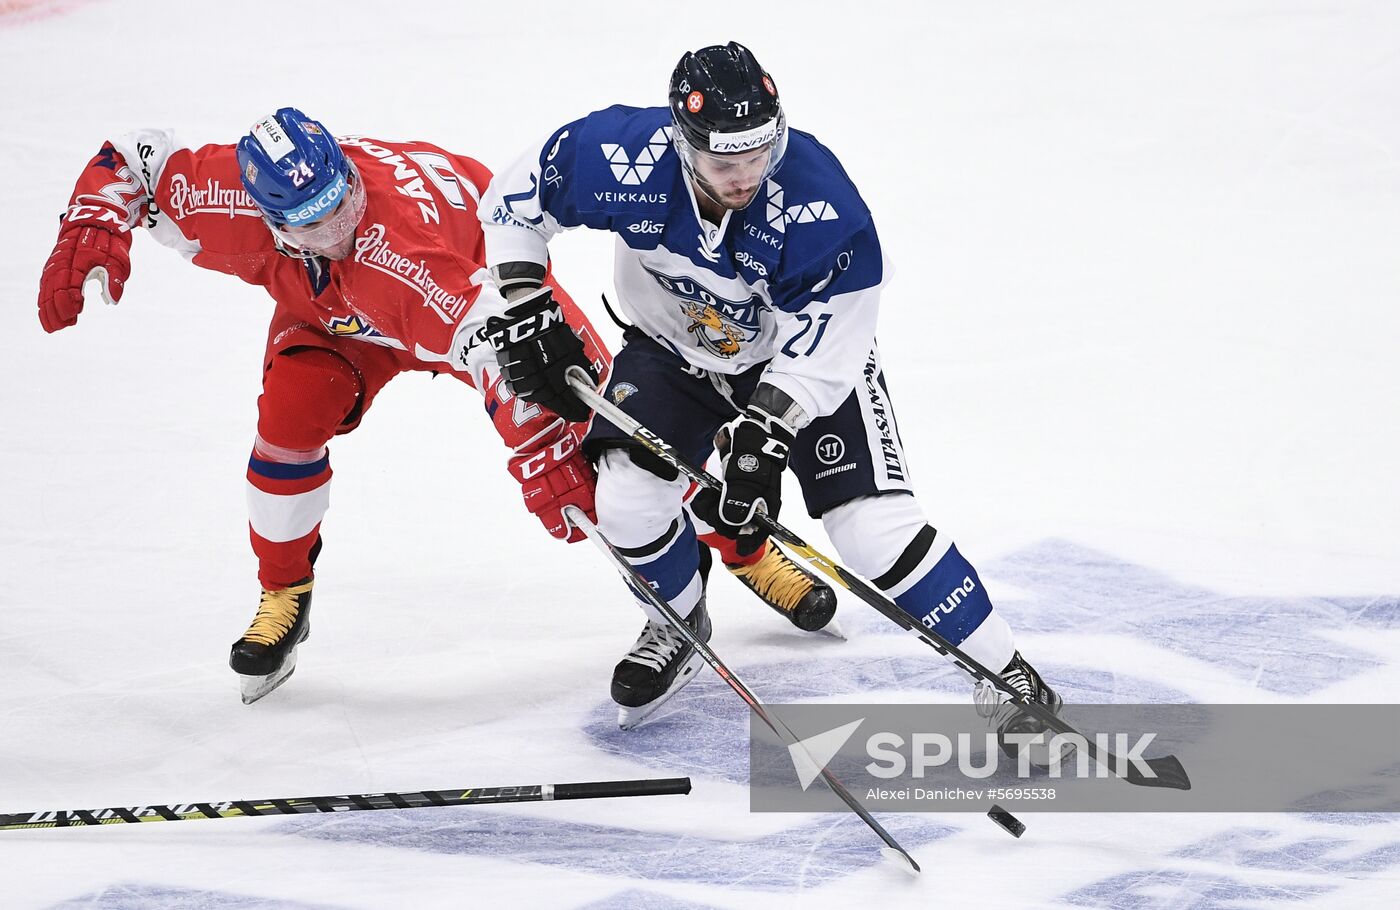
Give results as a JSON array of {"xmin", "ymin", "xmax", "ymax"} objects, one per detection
[{"xmin": 236, "ymin": 108, "xmax": 365, "ymax": 257}]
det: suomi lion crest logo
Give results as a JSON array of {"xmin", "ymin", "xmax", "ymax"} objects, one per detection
[
  {"xmin": 681, "ymin": 302, "xmax": 744, "ymax": 358},
  {"xmin": 644, "ymin": 266, "xmax": 764, "ymax": 360}
]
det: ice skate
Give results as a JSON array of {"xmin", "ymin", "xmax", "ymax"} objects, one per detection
[
  {"xmin": 612, "ymin": 599, "xmax": 713, "ymax": 730},
  {"xmin": 230, "ymin": 578, "xmax": 313, "ymax": 705},
  {"xmin": 974, "ymin": 651, "xmax": 1064, "ymax": 767},
  {"xmin": 728, "ymin": 544, "xmax": 840, "ymax": 635},
  {"xmin": 611, "ymin": 545, "xmax": 713, "ymax": 729}
]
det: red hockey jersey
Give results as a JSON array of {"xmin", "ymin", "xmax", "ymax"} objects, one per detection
[
  {"xmin": 60, "ymin": 128, "xmax": 608, "ymax": 454},
  {"xmin": 88, "ymin": 129, "xmax": 552, "ymax": 382}
]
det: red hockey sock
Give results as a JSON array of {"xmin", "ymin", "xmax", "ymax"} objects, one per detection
[
  {"xmin": 247, "ymin": 349, "xmax": 360, "ymax": 588},
  {"xmin": 247, "ymin": 453, "xmax": 331, "ymax": 589}
]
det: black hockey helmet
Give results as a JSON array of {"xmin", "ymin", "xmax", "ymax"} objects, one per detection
[
  {"xmin": 669, "ymin": 42, "xmax": 782, "ymax": 148},
  {"xmin": 668, "ymin": 42, "xmax": 788, "ymax": 205}
]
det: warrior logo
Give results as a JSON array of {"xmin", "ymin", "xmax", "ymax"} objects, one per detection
[
  {"xmin": 643, "ymin": 266, "xmax": 764, "ymax": 359},
  {"xmin": 815, "ymin": 434, "xmax": 845, "ymax": 465},
  {"xmin": 765, "ymin": 179, "xmax": 838, "ymax": 233},
  {"xmin": 601, "ymin": 127, "xmax": 672, "ymax": 185}
]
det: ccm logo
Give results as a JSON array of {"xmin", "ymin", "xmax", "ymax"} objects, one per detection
[
  {"xmin": 517, "ymin": 436, "xmax": 578, "ymax": 480},
  {"xmin": 488, "ymin": 307, "xmax": 562, "ymax": 350}
]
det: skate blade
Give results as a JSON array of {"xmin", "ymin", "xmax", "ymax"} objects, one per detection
[
  {"xmin": 238, "ymin": 649, "xmax": 298, "ymax": 705},
  {"xmin": 617, "ymin": 650, "xmax": 708, "ymax": 731},
  {"xmin": 814, "ymin": 617, "xmax": 847, "ymax": 640}
]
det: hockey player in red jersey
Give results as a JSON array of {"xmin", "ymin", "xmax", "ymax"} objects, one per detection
[{"xmin": 35, "ymin": 108, "xmax": 610, "ymax": 704}]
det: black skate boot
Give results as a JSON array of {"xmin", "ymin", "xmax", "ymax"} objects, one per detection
[
  {"xmin": 727, "ymin": 543, "xmax": 838, "ymax": 633},
  {"xmin": 230, "ymin": 577, "xmax": 314, "ymax": 705},
  {"xmin": 611, "ymin": 547, "xmax": 713, "ymax": 729},
  {"xmin": 974, "ymin": 651, "xmax": 1064, "ymax": 768}
]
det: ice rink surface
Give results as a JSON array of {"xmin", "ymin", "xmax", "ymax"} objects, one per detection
[{"xmin": 3, "ymin": 1, "xmax": 1398, "ymax": 907}]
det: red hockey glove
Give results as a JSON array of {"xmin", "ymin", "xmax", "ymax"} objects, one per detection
[
  {"xmin": 507, "ymin": 427, "xmax": 596, "ymax": 543},
  {"xmin": 37, "ymin": 142, "xmax": 145, "ymax": 333},
  {"xmin": 37, "ymin": 223, "xmax": 132, "ymax": 333}
]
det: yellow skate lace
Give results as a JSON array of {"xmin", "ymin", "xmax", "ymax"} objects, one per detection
[
  {"xmin": 242, "ymin": 580, "xmax": 313, "ymax": 646},
  {"xmin": 730, "ymin": 548, "xmax": 812, "ymax": 614}
]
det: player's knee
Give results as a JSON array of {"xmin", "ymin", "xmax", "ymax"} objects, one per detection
[
  {"xmin": 583, "ymin": 438, "xmax": 680, "ymax": 483},
  {"xmin": 257, "ymin": 348, "xmax": 361, "ymax": 452},
  {"xmin": 822, "ymin": 493, "xmax": 930, "ymax": 579},
  {"xmin": 595, "ymin": 447, "xmax": 688, "ymax": 549}
]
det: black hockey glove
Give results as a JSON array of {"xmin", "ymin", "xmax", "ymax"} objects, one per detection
[
  {"xmin": 486, "ymin": 287, "xmax": 597, "ymax": 423},
  {"xmin": 692, "ymin": 404, "xmax": 795, "ymax": 557}
]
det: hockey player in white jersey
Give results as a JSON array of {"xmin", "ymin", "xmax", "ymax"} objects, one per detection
[{"xmin": 480, "ymin": 42, "xmax": 1060, "ymax": 730}]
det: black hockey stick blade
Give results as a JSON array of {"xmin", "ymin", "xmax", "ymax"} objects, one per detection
[
  {"xmin": 1003, "ymin": 697, "xmax": 1192, "ymax": 792},
  {"xmin": 0, "ymin": 777, "xmax": 692, "ymax": 831},
  {"xmin": 1126, "ymin": 754, "xmax": 1192, "ymax": 790},
  {"xmin": 1012, "ymin": 699, "xmax": 1193, "ymax": 792}
]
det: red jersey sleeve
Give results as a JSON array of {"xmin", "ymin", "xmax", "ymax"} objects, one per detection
[{"xmin": 147, "ymin": 143, "xmax": 286, "ymax": 288}]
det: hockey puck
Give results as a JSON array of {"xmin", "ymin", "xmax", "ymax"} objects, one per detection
[{"xmin": 987, "ymin": 804, "xmax": 1025, "ymax": 838}]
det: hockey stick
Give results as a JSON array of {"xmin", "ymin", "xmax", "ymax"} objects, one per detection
[
  {"xmin": 563, "ymin": 504, "xmax": 921, "ymax": 874},
  {"xmin": 565, "ymin": 366, "xmax": 1191, "ymax": 792},
  {"xmin": 0, "ymin": 777, "xmax": 691, "ymax": 831}
]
